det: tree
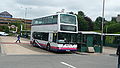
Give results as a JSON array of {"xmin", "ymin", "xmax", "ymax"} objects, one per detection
[
  {"xmin": 94, "ymin": 16, "xmax": 106, "ymax": 32},
  {"xmin": 104, "ymin": 22, "xmax": 120, "ymax": 33},
  {"xmin": 0, "ymin": 25, "xmax": 9, "ymax": 33},
  {"xmin": 77, "ymin": 11, "xmax": 93, "ymax": 31},
  {"xmin": 84, "ymin": 17, "xmax": 93, "ymax": 31},
  {"xmin": 94, "ymin": 16, "xmax": 102, "ymax": 30},
  {"xmin": 78, "ymin": 11, "xmax": 85, "ymax": 17},
  {"xmin": 68, "ymin": 12, "xmax": 74, "ymax": 14},
  {"xmin": 77, "ymin": 15, "xmax": 89, "ymax": 31}
]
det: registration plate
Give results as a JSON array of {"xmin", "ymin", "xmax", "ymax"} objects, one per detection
[{"xmin": 66, "ymin": 50, "xmax": 70, "ymax": 52}]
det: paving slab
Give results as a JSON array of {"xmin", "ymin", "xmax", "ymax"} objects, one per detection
[{"xmin": 103, "ymin": 47, "xmax": 117, "ymax": 55}]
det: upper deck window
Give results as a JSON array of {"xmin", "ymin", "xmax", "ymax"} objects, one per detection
[
  {"xmin": 60, "ymin": 14, "xmax": 76, "ymax": 25},
  {"xmin": 32, "ymin": 15, "xmax": 58, "ymax": 25}
]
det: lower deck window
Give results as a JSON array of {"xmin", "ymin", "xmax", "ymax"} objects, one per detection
[{"xmin": 32, "ymin": 32, "xmax": 48, "ymax": 41}]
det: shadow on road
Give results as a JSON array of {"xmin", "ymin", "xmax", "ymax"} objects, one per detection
[{"xmin": 109, "ymin": 54, "xmax": 118, "ymax": 57}]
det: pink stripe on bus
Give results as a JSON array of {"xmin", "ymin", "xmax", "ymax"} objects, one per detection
[
  {"xmin": 38, "ymin": 43, "xmax": 47, "ymax": 46},
  {"xmin": 59, "ymin": 48, "xmax": 77, "ymax": 50}
]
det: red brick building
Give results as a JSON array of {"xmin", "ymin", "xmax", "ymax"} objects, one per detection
[{"xmin": 0, "ymin": 11, "xmax": 32, "ymax": 30}]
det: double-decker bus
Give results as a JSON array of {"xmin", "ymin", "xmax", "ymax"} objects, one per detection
[{"xmin": 30, "ymin": 13, "xmax": 78, "ymax": 52}]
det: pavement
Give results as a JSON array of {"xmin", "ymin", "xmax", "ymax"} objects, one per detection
[
  {"xmin": 103, "ymin": 46, "xmax": 117, "ymax": 54},
  {"xmin": 0, "ymin": 36, "xmax": 55, "ymax": 55},
  {"xmin": 81, "ymin": 47, "xmax": 117, "ymax": 56}
]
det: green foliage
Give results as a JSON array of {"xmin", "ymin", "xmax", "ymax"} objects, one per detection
[
  {"xmin": 84, "ymin": 17, "xmax": 93, "ymax": 31},
  {"xmin": 0, "ymin": 25, "xmax": 9, "ymax": 33},
  {"xmin": 105, "ymin": 23, "xmax": 120, "ymax": 33},
  {"xmin": 76, "ymin": 11, "xmax": 120, "ymax": 33},
  {"xmin": 105, "ymin": 36, "xmax": 120, "ymax": 44},
  {"xmin": 105, "ymin": 36, "xmax": 115, "ymax": 44},
  {"xmin": 94, "ymin": 17, "xmax": 102, "ymax": 30},
  {"xmin": 68, "ymin": 12, "xmax": 74, "ymax": 14},
  {"xmin": 103, "ymin": 20, "xmax": 120, "ymax": 33},
  {"xmin": 93, "ymin": 16, "xmax": 107, "ymax": 31},
  {"xmin": 77, "ymin": 15, "xmax": 88, "ymax": 31},
  {"xmin": 78, "ymin": 11, "xmax": 85, "ymax": 17},
  {"xmin": 77, "ymin": 11, "xmax": 93, "ymax": 31}
]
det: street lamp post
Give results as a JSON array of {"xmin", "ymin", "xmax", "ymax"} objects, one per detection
[
  {"xmin": 24, "ymin": 8, "xmax": 27, "ymax": 30},
  {"xmin": 24, "ymin": 8, "xmax": 27, "ymax": 19},
  {"xmin": 101, "ymin": 0, "xmax": 105, "ymax": 53},
  {"xmin": 21, "ymin": 7, "xmax": 31, "ymax": 30},
  {"xmin": 24, "ymin": 8, "xmax": 31, "ymax": 30},
  {"xmin": 20, "ymin": 7, "xmax": 31, "ymax": 37}
]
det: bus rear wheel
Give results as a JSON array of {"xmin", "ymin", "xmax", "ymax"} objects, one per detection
[
  {"xmin": 46, "ymin": 43, "xmax": 51, "ymax": 51},
  {"xmin": 32, "ymin": 40, "xmax": 36, "ymax": 47}
]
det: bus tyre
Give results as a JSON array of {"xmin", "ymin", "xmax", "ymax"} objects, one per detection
[
  {"xmin": 46, "ymin": 43, "xmax": 51, "ymax": 51},
  {"xmin": 32, "ymin": 40, "xmax": 36, "ymax": 47}
]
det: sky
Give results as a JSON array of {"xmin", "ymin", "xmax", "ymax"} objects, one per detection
[{"xmin": 1, "ymin": 0, "xmax": 120, "ymax": 21}]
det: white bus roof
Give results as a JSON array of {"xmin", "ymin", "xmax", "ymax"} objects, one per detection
[{"xmin": 34, "ymin": 13, "xmax": 76, "ymax": 20}]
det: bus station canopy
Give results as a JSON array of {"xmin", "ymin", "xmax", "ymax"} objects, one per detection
[
  {"xmin": 79, "ymin": 31, "xmax": 120, "ymax": 36},
  {"xmin": 78, "ymin": 31, "xmax": 101, "ymax": 35}
]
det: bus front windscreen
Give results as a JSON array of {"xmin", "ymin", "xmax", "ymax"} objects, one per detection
[
  {"xmin": 60, "ymin": 25, "xmax": 76, "ymax": 32},
  {"xmin": 58, "ymin": 32, "xmax": 77, "ymax": 44},
  {"xmin": 60, "ymin": 14, "xmax": 76, "ymax": 25}
]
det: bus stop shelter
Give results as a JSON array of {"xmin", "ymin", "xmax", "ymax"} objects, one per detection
[{"xmin": 77, "ymin": 31, "xmax": 102, "ymax": 53}]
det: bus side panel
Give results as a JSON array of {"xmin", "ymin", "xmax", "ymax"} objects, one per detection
[
  {"xmin": 50, "ymin": 43, "xmax": 77, "ymax": 52},
  {"xmin": 31, "ymin": 39, "xmax": 77, "ymax": 52},
  {"xmin": 32, "ymin": 25, "xmax": 58, "ymax": 32},
  {"xmin": 34, "ymin": 40, "xmax": 48, "ymax": 48}
]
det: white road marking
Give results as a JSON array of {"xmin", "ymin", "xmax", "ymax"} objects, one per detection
[{"xmin": 61, "ymin": 62, "xmax": 76, "ymax": 68}]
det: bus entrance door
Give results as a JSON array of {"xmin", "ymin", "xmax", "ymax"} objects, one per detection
[{"xmin": 49, "ymin": 33, "xmax": 53, "ymax": 42}]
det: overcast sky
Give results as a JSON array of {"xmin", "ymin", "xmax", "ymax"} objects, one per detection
[{"xmin": 1, "ymin": 0, "xmax": 120, "ymax": 21}]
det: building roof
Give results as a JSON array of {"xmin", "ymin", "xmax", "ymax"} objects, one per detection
[
  {"xmin": 0, "ymin": 11, "xmax": 12, "ymax": 16},
  {"xmin": 0, "ymin": 11, "xmax": 12, "ymax": 18}
]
